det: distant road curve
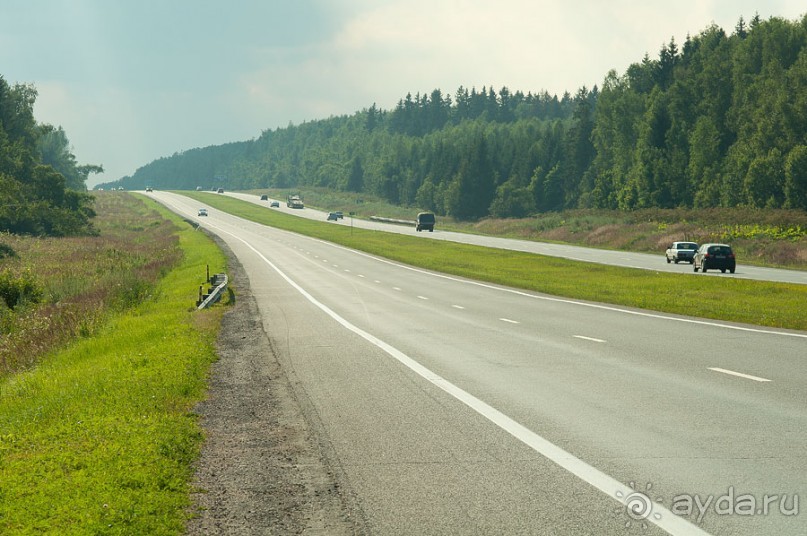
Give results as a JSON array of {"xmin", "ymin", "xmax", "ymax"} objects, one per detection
[{"xmin": 207, "ymin": 191, "xmax": 807, "ymax": 286}]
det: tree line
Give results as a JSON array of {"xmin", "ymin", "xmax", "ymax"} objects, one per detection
[
  {"xmin": 109, "ymin": 14, "xmax": 807, "ymax": 219},
  {"xmin": 0, "ymin": 76, "xmax": 100, "ymax": 235}
]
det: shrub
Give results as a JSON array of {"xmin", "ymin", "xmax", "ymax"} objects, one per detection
[
  {"xmin": 0, "ymin": 269, "xmax": 43, "ymax": 310},
  {"xmin": 0, "ymin": 242, "xmax": 16, "ymax": 259}
]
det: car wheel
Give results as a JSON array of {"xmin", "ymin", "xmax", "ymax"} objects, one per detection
[
  {"xmin": 693, "ymin": 265, "xmax": 699, "ymax": 272},
  {"xmin": 702, "ymin": 265, "xmax": 707, "ymax": 273},
  {"xmin": 721, "ymin": 268, "xmax": 726, "ymax": 273},
  {"xmin": 730, "ymin": 268, "xmax": 735, "ymax": 274},
  {"xmin": 667, "ymin": 257, "xmax": 671, "ymax": 263},
  {"xmin": 690, "ymin": 259, "xmax": 694, "ymax": 264}
]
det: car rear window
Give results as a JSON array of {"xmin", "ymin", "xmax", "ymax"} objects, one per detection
[{"xmin": 709, "ymin": 246, "xmax": 732, "ymax": 254}]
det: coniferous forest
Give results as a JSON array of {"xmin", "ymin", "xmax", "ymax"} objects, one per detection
[{"xmin": 107, "ymin": 15, "xmax": 807, "ymax": 220}]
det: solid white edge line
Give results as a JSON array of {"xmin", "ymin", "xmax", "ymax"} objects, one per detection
[
  {"xmin": 197, "ymin": 216, "xmax": 710, "ymax": 536},
  {"xmin": 708, "ymin": 367, "xmax": 772, "ymax": 382}
]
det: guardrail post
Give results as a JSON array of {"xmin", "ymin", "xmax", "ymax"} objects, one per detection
[{"xmin": 196, "ymin": 272, "xmax": 228, "ymax": 310}]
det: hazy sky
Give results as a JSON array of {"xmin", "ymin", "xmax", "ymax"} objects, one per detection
[{"xmin": 2, "ymin": 1, "xmax": 805, "ymax": 187}]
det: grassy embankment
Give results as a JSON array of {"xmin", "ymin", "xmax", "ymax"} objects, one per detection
[
  {"xmin": 0, "ymin": 192, "xmax": 226, "ymax": 534},
  {"xmin": 247, "ymin": 187, "xmax": 807, "ymax": 269},
  {"xmin": 187, "ymin": 190, "xmax": 806, "ymax": 331}
]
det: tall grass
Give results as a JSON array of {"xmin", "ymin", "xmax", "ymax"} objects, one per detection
[
  {"xmin": 0, "ymin": 193, "xmax": 181, "ymax": 376},
  {"xmin": 0, "ymin": 194, "xmax": 227, "ymax": 533}
]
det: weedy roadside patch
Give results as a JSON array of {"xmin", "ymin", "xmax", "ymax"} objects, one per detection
[
  {"xmin": 0, "ymin": 193, "xmax": 227, "ymax": 534},
  {"xmin": 0, "ymin": 193, "xmax": 183, "ymax": 376}
]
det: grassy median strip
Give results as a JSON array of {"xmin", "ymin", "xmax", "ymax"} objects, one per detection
[
  {"xmin": 185, "ymin": 191, "xmax": 806, "ymax": 331},
  {"xmin": 0, "ymin": 197, "xmax": 227, "ymax": 534}
]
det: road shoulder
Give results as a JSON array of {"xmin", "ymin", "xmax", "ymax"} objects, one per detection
[{"xmin": 185, "ymin": 236, "xmax": 363, "ymax": 535}]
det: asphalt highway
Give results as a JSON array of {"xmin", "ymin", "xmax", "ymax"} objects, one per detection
[
  {"xmin": 154, "ymin": 191, "xmax": 806, "ymax": 535},
  {"xmin": 220, "ymin": 191, "xmax": 807, "ymax": 286}
]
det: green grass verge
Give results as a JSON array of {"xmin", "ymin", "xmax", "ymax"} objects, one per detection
[
  {"xmin": 185, "ymin": 191, "xmax": 807, "ymax": 331},
  {"xmin": 0, "ymin": 198, "xmax": 227, "ymax": 534}
]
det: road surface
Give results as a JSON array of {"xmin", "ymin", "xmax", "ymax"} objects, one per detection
[
  {"xmin": 216, "ymin": 190, "xmax": 807, "ymax": 286},
  {"xmin": 155, "ymin": 191, "xmax": 806, "ymax": 535}
]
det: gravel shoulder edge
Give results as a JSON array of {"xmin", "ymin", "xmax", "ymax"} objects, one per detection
[{"xmin": 185, "ymin": 232, "xmax": 367, "ymax": 535}]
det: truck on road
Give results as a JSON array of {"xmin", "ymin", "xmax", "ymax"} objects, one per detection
[
  {"xmin": 286, "ymin": 195, "xmax": 304, "ymax": 209},
  {"xmin": 416, "ymin": 212, "xmax": 435, "ymax": 232}
]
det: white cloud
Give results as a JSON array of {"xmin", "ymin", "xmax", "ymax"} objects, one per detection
[
  {"xmin": 12, "ymin": 0, "xmax": 807, "ymax": 185},
  {"xmin": 33, "ymin": 82, "xmax": 142, "ymax": 184}
]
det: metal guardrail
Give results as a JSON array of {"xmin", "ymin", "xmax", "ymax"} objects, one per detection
[
  {"xmin": 197, "ymin": 267, "xmax": 228, "ymax": 309},
  {"xmin": 369, "ymin": 216, "xmax": 416, "ymax": 226}
]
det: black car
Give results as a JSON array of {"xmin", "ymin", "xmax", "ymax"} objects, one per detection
[
  {"xmin": 693, "ymin": 243, "xmax": 736, "ymax": 273},
  {"xmin": 260, "ymin": 194, "xmax": 269, "ymax": 200}
]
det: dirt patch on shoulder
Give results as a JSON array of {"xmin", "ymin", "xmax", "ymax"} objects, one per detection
[{"xmin": 186, "ymin": 239, "xmax": 364, "ymax": 535}]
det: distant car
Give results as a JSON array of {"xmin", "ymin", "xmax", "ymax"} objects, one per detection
[
  {"xmin": 145, "ymin": 186, "xmax": 153, "ymax": 192},
  {"xmin": 198, "ymin": 208, "xmax": 208, "ymax": 217},
  {"xmin": 260, "ymin": 194, "xmax": 269, "ymax": 200},
  {"xmin": 693, "ymin": 243, "xmax": 736, "ymax": 273},
  {"xmin": 196, "ymin": 186, "xmax": 202, "ymax": 191},
  {"xmin": 327, "ymin": 212, "xmax": 340, "ymax": 221},
  {"xmin": 217, "ymin": 188, "xmax": 224, "ymax": 193},
  {"xmin": 416, "ymin": 212, "xmax": 435, "ymax": 232},
  {"xmin": 270, "ymin": 200, "xmax": 280, "ymax": 207},
  {"xmin": 665, "ymin": 241, "xmax": 698, "ymax": 264}
]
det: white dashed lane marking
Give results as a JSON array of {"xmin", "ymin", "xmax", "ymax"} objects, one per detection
[
  {"xmin": 708, "ymin": 367, "xmax": 771, "ymax": 382},
  {"xmin": 574, "ymin": 335, "xmax": 606, "ymax": 343}
]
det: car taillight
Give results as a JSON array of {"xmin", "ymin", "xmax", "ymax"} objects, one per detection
[
  {"xmin": 704, "ymin": 253, "xmax": 710, "ymax": 258},
  {"xmin": 729, "ymin": 253, "xmax": 735, "ymax": 258}
]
